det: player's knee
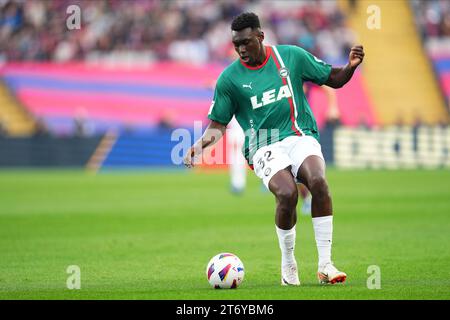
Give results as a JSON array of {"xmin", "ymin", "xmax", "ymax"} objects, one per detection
[
  {"xmin": 276, "ymin": 186, "xmax": 298, "ymax": 208},
  {"xmin": 309, "ymin": 176, "xmax": 330, "ymax": 200}
]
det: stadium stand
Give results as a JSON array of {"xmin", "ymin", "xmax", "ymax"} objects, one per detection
[
  {"xmin": 101, "ymin": 129, "xmax": 180, "ymax": 168},
  {"xmin": 0, "ymin": 0, "xmax": 353, "ymax": 65},
  {"xmin": 431, "ymin": 55, "xmax": 450, "ymax": 108},
  {"xmin": 340, "ymin": 0, "xmax": 449, "ymax": 126},
  {"xmin": 411, "ymin": 0, "xmax": 450, "ymax": 117},
  {"xmin": 0, "ymin": 61, "xmax": 375, "ymax": 135},
  {"xmin": 0, "ymin": 0, "xmax": 375, "ymax": 139},
  {"xmin": 0, "ymin": 0, "xmax": 448, "ymax": 168},
  {"xmin": 0, "ymin": 62, "xmax": 223, "ymax": 135},
  {"xmin": 0, "ymin": 81, "xmax": 35, "ymax": 136}
]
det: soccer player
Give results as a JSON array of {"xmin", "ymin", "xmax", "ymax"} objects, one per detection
[{"xmin": 184, "ymin": 12, "xmax": 364, "ymax": 285}]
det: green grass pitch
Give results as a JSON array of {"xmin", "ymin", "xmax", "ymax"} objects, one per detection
[{"xmin": 0, "ymin": 168, "xmax": 449, "ymax": 300}]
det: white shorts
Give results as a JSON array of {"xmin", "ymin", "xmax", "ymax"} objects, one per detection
[{"xmin": 252, "ymin": 135, "xmax": 324, "ymax": 189}]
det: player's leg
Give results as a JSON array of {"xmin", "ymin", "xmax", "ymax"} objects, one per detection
[
  {"xmin": 296, "ymin": 155, "xmax": 346, "ymax": 284},
  {"xmin": 252, "ymin": 144, "xmax": 300, "ymax": 286},
  {"xmin": 297, "ymin": 156, "xmax": 332, "ymax": 218},
  {"xmin": 268, "ymin": 168, "xmax": 300, "ymax": 286},
  {"xmin": 269, "ymin": 168, "xmax": 298, "ymax": 229}
]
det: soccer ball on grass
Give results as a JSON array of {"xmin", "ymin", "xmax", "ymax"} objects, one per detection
[{"xmin": 206, "ymin": 253, "xmax": 245, "ymax": 289}]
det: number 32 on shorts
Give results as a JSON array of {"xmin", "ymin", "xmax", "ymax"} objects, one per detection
[{"xmin": 257, "ymin": 150, "xmax": 274, "ymax": 177}]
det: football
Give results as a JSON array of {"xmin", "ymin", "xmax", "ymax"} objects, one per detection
[{"xmin": 206, "ymin": 253, "xmax": 245, "ymax": 289}]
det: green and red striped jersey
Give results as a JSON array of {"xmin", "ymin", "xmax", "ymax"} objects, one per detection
[{"xmin": 208, "ymin": 45, "xmax": 332, "ymax": 163}]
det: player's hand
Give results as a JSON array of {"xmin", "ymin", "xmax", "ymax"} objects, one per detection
[
  {"xmin": 183, "ymin": 145, "xmax": 199, "ymax": 169},
  {"xmin": 349, "ymin": 45, "xmax": 364, "ymax": 68}
]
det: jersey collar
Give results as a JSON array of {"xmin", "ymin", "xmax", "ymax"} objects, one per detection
[{"xmin": 239, "ymin": 46, "xmax": 272, "ymax": 70}]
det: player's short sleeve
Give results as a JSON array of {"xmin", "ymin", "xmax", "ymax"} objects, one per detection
[
  {"xmin": 207, "ymin": 73, "xmax": 236, "ymax": 126},
  {"xmin": 292, "ymin": 46, "xmax": 332, "ymax": 85}
]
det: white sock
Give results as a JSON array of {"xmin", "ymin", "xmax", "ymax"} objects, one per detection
[
  {"xmin": 275, "ymin": 225, "xmax": 296, "ymax": 267},
  {"xmin": 312, "ymin": 215, "xmax": 333, "ymax": 268}
]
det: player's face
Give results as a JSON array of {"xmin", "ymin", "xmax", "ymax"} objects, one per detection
[{"xmin": 232, "ymin": 27, "xmax": 264, "ymax": 66}]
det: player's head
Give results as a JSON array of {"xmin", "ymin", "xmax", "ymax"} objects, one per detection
[{"xmin": 231, "ymin": 12, "xmax": 265, "ymax": 66}]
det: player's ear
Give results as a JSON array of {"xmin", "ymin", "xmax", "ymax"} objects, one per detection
[{"xmin": 259, "ymin": 30, "xmax": 265, "ymax": 43}]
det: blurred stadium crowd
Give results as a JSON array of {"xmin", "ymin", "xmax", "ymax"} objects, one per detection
[
  {"xmin": 412, "ymin": 0, "xmax": 450, "ymax": 39},
  {"xmin": 0, "ymin": 0, "xmax": 354, "ymax": 64},
  {"xmin": 412, "ymin": 0, "xmax": 450, "ymax": 56}
]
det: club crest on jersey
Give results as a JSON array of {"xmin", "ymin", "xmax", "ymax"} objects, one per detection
[
  {"xmin": 250, "ymin": 84, "xmax": 292, "ymax": 109},
  {"xmin": 278, "ymin": 67, "xmax": 290, "ymax": 78}
]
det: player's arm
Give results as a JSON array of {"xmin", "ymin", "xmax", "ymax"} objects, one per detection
[
  {"xmin": 183, "ymin": 120, "xmax": 227, "ymax": 168},
  {"xmin": 325, "ymin": 45, "xmax": 364, "ymax": 89}
]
